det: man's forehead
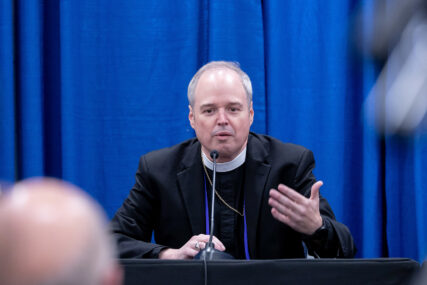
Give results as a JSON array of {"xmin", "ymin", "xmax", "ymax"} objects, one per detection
[
  {"xmin": 195, "ymin": 68, "xmax": 245, "ymax": 96},
  {"xmin": 198, "ymin": 67, "xmax": 240, "ymax": 83}
]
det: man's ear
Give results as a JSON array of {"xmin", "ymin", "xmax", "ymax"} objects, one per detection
[
  {"xmin": 249, "ymin": 102, "xmax": 254, "ymax": 126},
  {"xmin": 188, "ymin": 105, "xmax": 195, "ymax": 129}
]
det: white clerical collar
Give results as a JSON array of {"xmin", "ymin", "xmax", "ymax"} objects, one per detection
[{"xmin": 202, "ymin": 147, "xmax": 247, "ymax": 172}]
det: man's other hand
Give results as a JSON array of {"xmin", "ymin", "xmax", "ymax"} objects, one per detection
[
  {"xmin": 268, "ymin": 181, "xmax": 323, "ymax": 235},
  {"xmin": 158, "ymin": 234, "xmax": 226, "ymax": 259}
]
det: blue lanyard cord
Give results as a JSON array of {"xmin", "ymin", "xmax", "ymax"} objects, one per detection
[
  {"xmin": 203, "ymin": 174, "xmax": 251, "ymax": 260},
  {"xmin": 204, "ymin": 175, "xmax": 210, "ymax": 235},
  {"xmin": 243, "ymin": 200, "xmax": 250, "ymax": 260}
]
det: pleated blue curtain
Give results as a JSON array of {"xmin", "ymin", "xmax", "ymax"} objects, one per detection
[
  {"xmin": 262, "ymin": 0, "xmax": 387, "ymax": 259},
  {"xmin": 0, "ymin": 0, "xmax": 15, "ymax": 180},
  {"xmin": 1, "ymin": 0, "xmax": 426, "ymax": 261},
  {"xmin": 56, "ymin": 0, "xmax": 266, "ymax": 214},
  {"xmin": 385, "ymin": 135, "xmax": 427, "ymax": 259}
]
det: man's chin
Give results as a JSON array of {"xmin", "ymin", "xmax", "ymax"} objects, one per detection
[
  {"xmin": 212, "ymin": 148, "xmax": 238, "ymax": 162},
  {"xmin": 205, "ymin": 141, "xmax": 243, "ymax": 160}
]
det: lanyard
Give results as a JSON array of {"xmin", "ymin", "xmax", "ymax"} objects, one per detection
[{"xmin": 203, "ymin": 175, "xmax": 251, "ymax": 260}]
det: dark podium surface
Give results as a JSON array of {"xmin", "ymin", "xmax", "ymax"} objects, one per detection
[{"xmin": 121, "ymin": 258, "xmax": 419, "ymax": 285}]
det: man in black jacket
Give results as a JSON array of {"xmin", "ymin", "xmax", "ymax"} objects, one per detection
[{"xmin": 111, "ymin": 61, "xmax": 356, "ymax": 259}]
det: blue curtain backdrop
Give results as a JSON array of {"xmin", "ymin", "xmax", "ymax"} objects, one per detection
[{"xmin": 1, "ymin": 0, "xmax": 426, "ymax": 261}]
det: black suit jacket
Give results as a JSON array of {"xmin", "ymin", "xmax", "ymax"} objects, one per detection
[{"xmin": 111, "ymin": 133, "xmax": 356, "ymax": 258}]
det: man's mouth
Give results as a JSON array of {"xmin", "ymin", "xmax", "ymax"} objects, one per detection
[
  {"xmin": 215, "ymin": 132, "xmax": 231, "ymax": 136},
  {"xmin": 214, "ymin": 131, "xmax": 233, "ymax": 138}
]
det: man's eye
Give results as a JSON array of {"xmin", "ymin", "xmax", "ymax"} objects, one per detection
[
  {"xmin": 203, "ymin": 109, "xmax": 214, "ymax": 114},
  {"xmin": 229, "ymin": 107, "xmax": 240, "ymax": 112}
]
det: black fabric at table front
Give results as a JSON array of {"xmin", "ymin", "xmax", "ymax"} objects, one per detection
[{"xmin": 120, "ymin": 258, "xmax": 419, "ymax": 285}]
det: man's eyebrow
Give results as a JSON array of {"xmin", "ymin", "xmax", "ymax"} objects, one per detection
[
  {"xmin": 199, "ymin": 101, "xmax": 243, "ymax": 109},
  {"xmin": 199, "ymin": 103, "xmax": 216, "ymax": 109},
  {"xmin": 228, "ymin": 102, "xmax": 243, "ymax": 106}
]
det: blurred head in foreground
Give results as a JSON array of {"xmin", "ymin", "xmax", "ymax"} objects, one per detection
[{"xmin": 0, "ymin": 178, "xmax": 123, "ymax": 285}]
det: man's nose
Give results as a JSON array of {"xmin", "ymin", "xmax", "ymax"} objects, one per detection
[{"xmin": 217, "ymin": 109, "xmax": 228, "ymax": 125}]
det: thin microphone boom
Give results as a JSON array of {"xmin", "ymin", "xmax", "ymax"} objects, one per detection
[
  {"xmin": 194, "ymin": 150, "xmax": 234, "ymax": 260},
  {"xmin": 207, "ymin": 150, "xmax": 218, "ymax": 249}
]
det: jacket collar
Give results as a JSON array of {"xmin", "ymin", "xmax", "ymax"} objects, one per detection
[
  {"xmin": 176, "ymin": 140, "xmax": 205, "ymax": 235},
  {"xmin": 244, "ymin": 133, "xmax": 272, "ymax": 258}
]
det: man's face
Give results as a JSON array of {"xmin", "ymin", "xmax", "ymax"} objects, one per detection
[{"xmin": 189, "ymin": 68, "xmax": 254, "ymax": 163}]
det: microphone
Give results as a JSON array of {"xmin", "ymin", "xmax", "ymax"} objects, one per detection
[{"xmin": 194, "ymin": 150, "xmax": 234, "ymax": 260}]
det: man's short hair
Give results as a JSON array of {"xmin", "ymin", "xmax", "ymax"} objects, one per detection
[{"xmin": 187, "ymin": 61, "xmax": 253, "ymax": 107}]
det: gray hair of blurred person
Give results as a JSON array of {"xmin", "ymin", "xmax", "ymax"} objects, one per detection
[
  {"xmin": 187, "ymin": 61, "xmax": 253, "ymax": 107},
  {"xmin": 0, "ymin": 178, "xmax": 122, "ymax": 285}
]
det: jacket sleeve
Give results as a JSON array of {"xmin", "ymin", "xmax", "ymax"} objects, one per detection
[
  {"xmin": 295, "ymin": 149, "xmax": 357, "ymax": 258},
  {"xmin": 110, "ymin": 156, "xmax": 167, "ymax": 258}
]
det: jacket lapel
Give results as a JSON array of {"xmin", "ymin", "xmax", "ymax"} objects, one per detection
[
  {"xmin": 244, "ymin": 134, "xmax": 271, "ymax": 258},
  {"xmin": 176, "ymin": 142, "xmax": 205, "ymax": 236}
]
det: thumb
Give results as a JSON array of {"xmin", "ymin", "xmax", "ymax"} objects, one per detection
[{"xmin": 310, "ymin": 181, "xmax": 323, "ymax": 201}]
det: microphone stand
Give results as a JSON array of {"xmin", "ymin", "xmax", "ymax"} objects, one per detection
[{"xmin": 194, "ymin": 150, "xmax": 234, "ymax": 260}]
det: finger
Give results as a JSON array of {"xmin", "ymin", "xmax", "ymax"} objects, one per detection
[
  {"xmin": 188, "ymin": 235, "xmax": 206, "ymax": 251},
  {"xmin": 271, "ymin": 208, "xmax": 312, "ymax": 234},
  {"xmin": 310, "ymin": 181, "xmax": 323, "ymax": 201},
  {"xmin": 181, "ymin": 242, "xmax": 200, "ymax": 258},
  {"xmin": 195, "ymin": 235, "xmax": 226, "ymax": 251},
  {"xmin": 196, "ymin": 234, "xmax": 210, "ymax": 240},
  {"xmin": 269, "ymin": 197, "xmax": 303, "ymax": 222},
  {"xmin": 271, "ymin": 208, "xmax": 296, "ymax": 228},
  {"xmin": 193, "ymin": 240, "xmax": 206, "ymax": 250},
  {"xmin": 211, "ymin": 236, "xmax": 226, "ymax": 251},
  {"xmin": 184, "ymin": 247, "xmax": 200, "ymax": 258},
  {"xmin": 269, "ymin": 189, "xmax": 304, "ymax": 213},
  {"xmin": 269, "ymin": 189, "xmax": 295, "ymax": 206},
  {"xmin": 194, "ymin": 234, "xmax": 212, "ymax": 246},
  {"xmin": 196, "ymin": 234, "xmax": 215, "ymax": 241},
  {"xmin": 276, "ymin": 184, "xmax": 306, "ymax": 203}
]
